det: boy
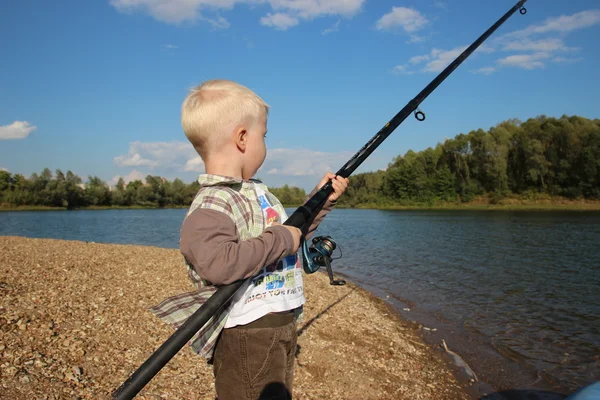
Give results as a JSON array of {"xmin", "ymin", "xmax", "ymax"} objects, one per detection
[{"xmin": 150, "ymin": 79, "xmax": 349, "ymax": 400}]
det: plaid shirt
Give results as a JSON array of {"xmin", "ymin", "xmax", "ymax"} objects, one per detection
[{"xmin": 149, "ymin": 174, "xmax": 302, "ymax": 358}]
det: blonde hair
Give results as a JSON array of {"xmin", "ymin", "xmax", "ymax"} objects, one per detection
[{"xmin": 181, "ymin": 79, "xmax": 269, "ymax": 159}]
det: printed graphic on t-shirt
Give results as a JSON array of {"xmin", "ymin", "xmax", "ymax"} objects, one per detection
[
  {"xmin": 258, "ymin": 193, "xmax": 280, "ymax": 225},
  {"xmin": 245, "ymin": 190, "xmax": 304, "ymax": 305}
]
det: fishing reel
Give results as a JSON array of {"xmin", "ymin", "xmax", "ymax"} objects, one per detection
[{"xmin": 301, "ymin": 235, "xmax": 346, "ymax": 286}]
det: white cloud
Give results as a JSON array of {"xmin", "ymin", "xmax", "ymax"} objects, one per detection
[
  {"xmin": 110, "ymin": 0, "xmax": 208, "ymax": 24},
  {"xmin": 395, "ymin": 44, "xmax": 476, "ymax": 74},
  {"xmin": 470, "ymin": 39, "xmax": 583, "ymax": 74},
  {"xmin": 472, "ymin": 66, "xmax": 496, "ymax": 76},
  {"xmin": 322, "ymin": 20, "xmax": 340, "ymax": 35},
  {"xmin": 407, "ymin": 34, "xmax": 427, "ymax": 44},
  {"xmin": 114, "ymin": 141, "xmax": 201, "ymax": 171},
  {"xmin": 409, "ymin": 54, "xmax": 430, "ymax": 65},
  {"xmin": 477, "ymin": 44, "xmax": 496, "ymax": 54},
  {"xmin": 110, "ymin": 169, "xmax": 147, "ymax": 186},
  {"xmin": 184, "ymin": 156, "xmax": 205, "ymax": 172},
  {"xmin": 497, "ymin": 52, "xmax": 551, "ymax": 70},
  {"xmin": 0, "ymin": 121, "xmax": 37, "ymax": 140},
  {"xmin": 434, "ymin": 1, "xmax": 448, "ymax": 11},
  {"xmin": 504, "ymin": 10, "xmax": 600, "ymax": 38},
  {"xmin": 502, "ymin": 38, "xmax": 572, "ymax": 52},
  {"xmin": 161, "ymin": 44, "xmax": 178, "ymax": 50},
  {"xmin": 423, "ymin": 46, "xmax": 468, "ymax": 72},
  {"xmin": 269, "ymin": 0, "xmax": 364, "ymax": 19},
  {"xmin": 400, "ymin": 9, "xmax": 598, "ymax": 76},
  {"xmin": 488, "ymin": 10, "xmax": 600, "ymax": 69},
  {"xmin": 114, "ymin": 152, "xmax": 157, "ymax": 168},
  {"xmin": 202, "ymin": 15, "xmax": 230, "ymax": 29},
  {"xmin": 110, "ymin": 0, "xmax": 365, "ymax": 29},
  {"xmin": 1, "ymin": 168, "xmax": 8, "ymax": 172},
  {"xmin": 114, "ymin": 142, "xmax": 356, "ymax": 179},
  {"xmin": 376, "ymin": 7, "xmax": 428, "ymax": 33},
  {"xmin": 260, "ymin": 13, "xmax": 299, "ymax": 30},
  {"xmin": 262, "ymin": 148, "xmax": 354, "ymax": 176},
  {"xmin": 111, "ymin": 143, "xmax": 385, "ymax": 190},
  {"xmin": 398, "ymin": 40, "xmax": 499, "ymax": 75},
  {"xmin": 552, "ymin": 56, "xmax": 583, "ymax": 64},
  {"xmin": 392, "ymin": 65, "xmax": 413, "ymax": 75}
]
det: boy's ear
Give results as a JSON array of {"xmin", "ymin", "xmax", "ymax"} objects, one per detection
[{"xmin": 234, "ymin": 126, "xmax": 247, "ymax": 152}]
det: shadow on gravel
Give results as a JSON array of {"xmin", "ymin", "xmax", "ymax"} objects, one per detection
[{"xmin": 297, "ymin": 288, "xmax": 356, "ymax": 338}]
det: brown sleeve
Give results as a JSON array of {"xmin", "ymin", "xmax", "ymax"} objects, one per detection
[
  {"xmin": 303, "ymin": 184, "xmax": 338, "ymax": 240},
  {"xmin": 180, "ymin": 208, "xmax": 296, "ymax": 285}
]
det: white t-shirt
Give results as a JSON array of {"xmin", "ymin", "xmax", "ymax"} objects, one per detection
[{"xmin": 224, "ymin": 185, "xmax": 305, "ymax": 328}]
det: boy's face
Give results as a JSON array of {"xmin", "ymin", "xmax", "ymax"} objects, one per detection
[{"xmin": 242, "ymin": 111, "xmax": 267, "ymax": 179}]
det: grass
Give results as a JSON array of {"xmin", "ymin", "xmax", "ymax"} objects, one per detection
[
  {"xmin": 337, "ymin": 197, "xmax": 600, "ymax": 211},
  {"xmin": 0, "ymin": 205, "xmax": 67, "ymax": 211},
  {"xmin": 363, "ymin": 203, "xmax": 600, "ymax": 211},
  {"xmin": 83, "ymin": 205, "xmax": 188, "ymax": 210},
  {"xmin": 0, "ymin": 205, "xmax": 188, "ymax": 212},
  {"xmin": 2, "ymin": 198, "xmax": 600, "ymax": 212}
]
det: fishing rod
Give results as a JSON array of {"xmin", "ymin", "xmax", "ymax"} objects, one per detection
[{"xmin": 112, "ymin": 1, "xmax": 528, "ymax": 398}]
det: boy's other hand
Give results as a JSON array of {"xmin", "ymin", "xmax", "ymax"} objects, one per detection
[
  {"xmin": 271, "ymin": 223, "xmax": 302, "ymax": 252},
  {"xmin": 317, "ymin": 172, "xmax": 349, "ymax": 202}
]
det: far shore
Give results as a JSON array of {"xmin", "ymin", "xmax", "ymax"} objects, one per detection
[
  {"xmin": 348, "ymin": 200, "xmax": 600, "ymax": 211},
  {"xmin": 2, "ymin": 198, "xmax": 600, "ymax": 212}
]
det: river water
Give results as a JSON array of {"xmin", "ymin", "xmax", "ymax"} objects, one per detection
[{"xmin": 1, "ymin": 208, "xmax": 598, "ymax": 396}]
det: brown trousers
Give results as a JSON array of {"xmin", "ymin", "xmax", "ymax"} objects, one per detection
[{"xmin": 212, "ymin": 312, "xmax": 298, "ymax": 400}]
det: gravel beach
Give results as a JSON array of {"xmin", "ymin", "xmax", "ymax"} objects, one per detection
[{"xmin": 0, "ymin": 236, "xmax": 471, "ymax": 399}]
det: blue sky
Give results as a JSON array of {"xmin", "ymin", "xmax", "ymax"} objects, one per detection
[{"xmin": 1, "ymin": 0, "xmax": 599, "ymax": 191}]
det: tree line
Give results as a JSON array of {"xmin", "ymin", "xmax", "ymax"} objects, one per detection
[
  {"xmin": 336, "ymin": 114, "xmax": 600, "ymax": 207},
  {"xmin": 1, "ymin": 115, "xmax": 598, "ymax": 209},
  {"xmin": 0, "ymin": 170, "xmax": 308, "ymax": 209}
]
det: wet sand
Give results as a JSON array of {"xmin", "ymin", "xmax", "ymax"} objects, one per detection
[{"xmin": 0, "ymin": 236, "xmax": 473, "ymax": 399}]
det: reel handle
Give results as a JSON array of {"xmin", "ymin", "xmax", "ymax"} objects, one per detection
[
  {"xmin": 301, "ymin": 236, "xmax": 346, "ymax": 286},
  {"xmin": 323, "ymin": 256, "xmax": 346, "ymax": 286}
]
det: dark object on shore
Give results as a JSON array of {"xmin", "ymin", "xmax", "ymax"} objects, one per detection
[
  {"xmin": 480, "ymin": 389, "xmax": 567, "ymax": 400},
  {"xmin": 112, "ymin": 1, "xmax": 529, "ymax": 398},
  {"xmin": 479, "ymin": 379, "xmax": 600, "ymax": 399}
]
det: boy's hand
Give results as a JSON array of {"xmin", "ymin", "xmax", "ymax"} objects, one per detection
[
  {"xmin": 271, "ymin": 223, "xmax": 302, "ymax": 252},
  {"xmin": 317, "ymin": 172, "xmax": 349, "ymax": 202}
]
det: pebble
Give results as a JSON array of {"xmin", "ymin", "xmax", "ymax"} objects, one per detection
[{"xmin": 0, "ymin": 236, "xmax": 470, "ymax": 400}]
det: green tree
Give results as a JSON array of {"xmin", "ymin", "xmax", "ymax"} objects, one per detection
[
  {"xmin": 185, "ymin": 180, "xmax": 200, "ymax": 204},
  {"xmin": 145, "ymin": 175, "xmax": 166, "ymax": 207},
  {"xmin": 5, "ymin": 174, "xmax": 32, "ymax": 205},
  {"xmin": 47, "ymin": 169, "xmax": 69, "ymax": 207},
  {"xmin": 111, "ymin": 177, "xmax": 127, "ymax": 206},
  {"xmin": 64, "ymin": 171, "xmax": 85, "ymax": 208},
  {"xmin": 84, "ymin": 176, "xmax": 111, "ymax": 206},
  {"xmin": 0, "ymin": 170, "xmax": 11, "ymax": 195},
  {"xmin": 126, "ymin": 180, "xmax": 144, "ymax": 206}
]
